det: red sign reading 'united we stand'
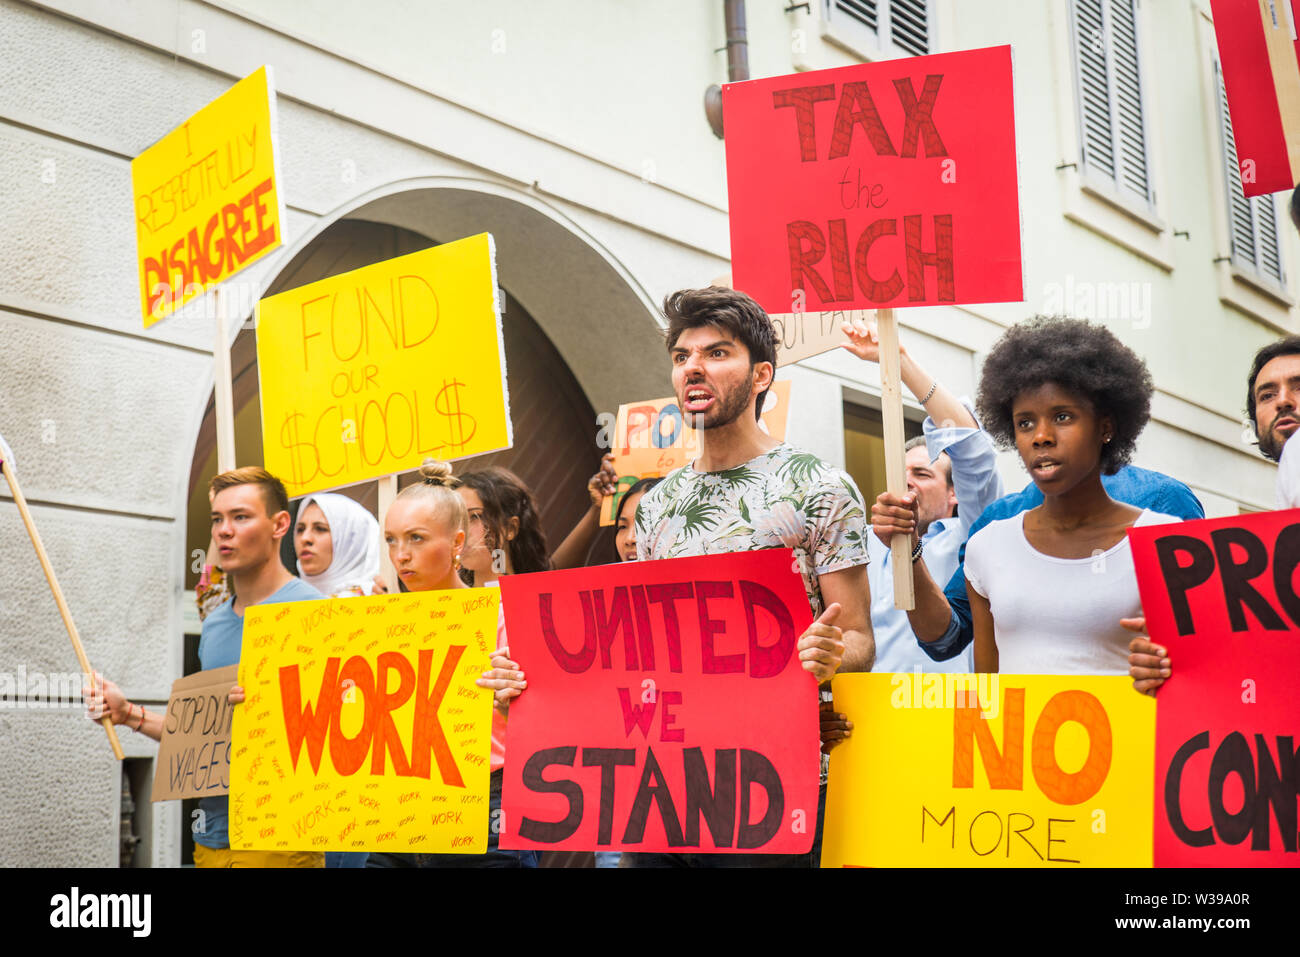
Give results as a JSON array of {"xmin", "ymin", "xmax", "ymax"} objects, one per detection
[
  {"xmin": 723, "ymin": 45, "xmax": 1022, "ymax": 316},
  {"xmin": 499, "ymin": 550, "xmax": 821, "ymax": 856},
  {"xmin": 1130, "ymin": 510, "xmax": 1300, "ymax": 867}
]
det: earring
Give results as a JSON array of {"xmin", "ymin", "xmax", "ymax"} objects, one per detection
[
  {"xmin": 453, "ymin": 552, "xmax": 461, "ymax": 569},
  {"xmin": 1104, "ymin": 435, "xmax": 1112, "ymax": 443}
]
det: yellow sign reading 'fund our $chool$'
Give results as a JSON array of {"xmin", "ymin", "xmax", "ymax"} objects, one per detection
[
  {"xmin": 132, "ymin": 66, "xmax": 285, "ymax": 328},
  {"xmin": 256, "ymin": 233, "xmax": 513, "ymax": 498},
  {"xmin": 821, "ymin": 673, "xmax": 1155, "ymax": 868}
]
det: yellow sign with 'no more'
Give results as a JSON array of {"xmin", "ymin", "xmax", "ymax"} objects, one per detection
[{"xmin": 256, "ymin": 233, "xmax": 513, "ymax": 497}]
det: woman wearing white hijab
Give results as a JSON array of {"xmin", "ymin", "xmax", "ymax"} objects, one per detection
[
  {"xmin": 294, "ymin": 492, "xmax": 380, "ymax": 868},
  {"xmin": 294, "ymin": 493, "xmax": 381, "ymax": 598}
]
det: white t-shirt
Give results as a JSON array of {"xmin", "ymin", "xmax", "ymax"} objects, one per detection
[
  {"xmin": 964, "ymin": 508, "xmax": 1179, "ymax": 675},
  {"xmin": 1277, "ymin": 434, "xmax": 1300, "ymax": 509}
]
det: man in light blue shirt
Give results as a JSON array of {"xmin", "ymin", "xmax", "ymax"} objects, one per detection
[
  {"xmin": 840, "ymin": 318, "xmax": 1002, "ymax": 674},
  {"xmin": 867, "ymin": 416, "xmax": 1001, "ymax": 672}
]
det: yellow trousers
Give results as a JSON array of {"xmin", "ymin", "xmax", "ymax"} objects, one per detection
[{"xmin": 193, "ymin": 845, "xmax": 324, "ymax": 868}]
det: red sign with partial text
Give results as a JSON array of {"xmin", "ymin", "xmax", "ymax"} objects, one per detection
[
  {"xmin": 1129, "ymin": 509, "xmax": 1300, "ymax": 867},
  {"xmin": 499, "ymin": 550, "xmax": 821, "ymax": 855}
]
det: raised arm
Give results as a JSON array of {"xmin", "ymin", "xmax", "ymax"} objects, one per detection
[
  {"xmin": 841, "ymin": 316, "xmax": 976, "ymax": 430},
  {"xmin": 551, "ymin": 453, "xmax": 618, "ymax": 570}
]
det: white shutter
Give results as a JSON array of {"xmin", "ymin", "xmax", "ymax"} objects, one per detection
[
  {"xmin": 825, "ymin": 0, "xmax": 930, "ymax": 58},
  {"xmin": 1071, "ymin": 0, "xmax": 1153, "ymax": 204},
  {"xmin": 1216, "ymin": 57, "xmax": 1286, "ymax": 284},
  {"xmin": 889, "ymin": 0, "xmax": 929, "ymax": 57}
]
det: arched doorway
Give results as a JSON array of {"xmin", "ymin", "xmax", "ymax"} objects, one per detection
[{"xmin": 185, "ymin": 216, "xmax": 617, "ymax": 593}]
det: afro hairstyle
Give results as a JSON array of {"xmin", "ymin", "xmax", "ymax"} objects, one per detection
[{"xmin": 976, "ymin": 316, "xmax": 1152, "ymax": 475}]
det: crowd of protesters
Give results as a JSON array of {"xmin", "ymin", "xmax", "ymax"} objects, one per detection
[{"xmin": 83, "ymin": 280, "xmax": 1300, "ymax": 867}]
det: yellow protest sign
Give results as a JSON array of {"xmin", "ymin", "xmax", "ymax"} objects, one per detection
[
  {"xmin": 229, "ymin": 589, "xmax": 499, "ymax": 854},
  {"xmin": 256, "ymin": 234, "xmax": 512, "ymax": 497},
  {"xmin": 822, "ymin": 673, "xmax": 1155, "ymax": 867},
  {"xmin": 132, "ymin": 66, "xmax": 285, "ymax": 328},
  {"xmin": 601, "ymin": 380, "xmax": 791, "ymax": 525}
]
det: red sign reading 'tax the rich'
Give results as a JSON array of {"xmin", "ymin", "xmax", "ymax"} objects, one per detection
[{"xmin": 723, "ymin": 45, "xmax": 1022, "ymax": 315}]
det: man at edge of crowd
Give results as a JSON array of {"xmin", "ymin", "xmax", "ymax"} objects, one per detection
[
  {"xmin": 84, "ymin": 467, "xmax": 325, "ymax": 867},
  {"xmin": 1129, "ymin": 334, "xmax": 1300, "ymax": 694}
]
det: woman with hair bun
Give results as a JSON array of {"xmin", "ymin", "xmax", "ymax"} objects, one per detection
[
  {"xmin": 964, "ymin": 317, "xmax": 1180, "ymax": 675},
  {"xmin": 365, "ymin": 459, "xmax": 534, "ymax": 868}
]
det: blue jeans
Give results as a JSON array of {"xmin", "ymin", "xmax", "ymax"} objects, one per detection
[{"xmin": 366, "ymin": 771, "xmax": 538, "ymax": 869}]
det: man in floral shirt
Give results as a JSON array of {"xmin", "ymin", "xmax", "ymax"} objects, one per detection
[{"xmin": 626, "ymin": 286, "xmax": 873, "ymax": 868}]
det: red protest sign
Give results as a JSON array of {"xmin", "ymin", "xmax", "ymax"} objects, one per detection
[
  {"xmin": 1129, "ymin": 510, "xmax": 1300, "ymax": 867},
  {"xmin": 723, "ymin": 45, "xmax": 1022, "ymax": 317},
  {"xmin": 498, "ymin": 550, "xmax": 820, "ymax": 855},
  {"xmin": 1210, "ymin": 0, "xmax": 1300, "ymax": 197}
]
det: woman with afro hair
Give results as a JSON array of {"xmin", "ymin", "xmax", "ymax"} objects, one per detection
[{"xmin": 963, "ymin": 317, "xmax": 1180, "ymax": 675}]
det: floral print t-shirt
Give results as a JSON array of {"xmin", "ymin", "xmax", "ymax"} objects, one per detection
[{"xmin": 634, "ymin": 444, "xmax": 870, "ymax": 615}]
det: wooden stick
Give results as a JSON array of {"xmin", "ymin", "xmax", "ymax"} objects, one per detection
[
  {"xmin": 0, "ymin": 452, "xmax": 125, "ymax": 759},
  {"xmin": 377, "ymin": 475, "xmax": 399, "ymax": 593},
  {"xmin": 213, "ymin": 285, "xmax": 237, "ymax": 474},
  {"xmin": 876, "ymin": 309, "xmax": 915, "ymax": 610}
]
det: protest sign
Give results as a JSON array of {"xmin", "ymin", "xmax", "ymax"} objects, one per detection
[
  {"xmin": 499, "ymin": 550, "xmax": 820, "ymax": 855},
  {"xmin": 1130, "ymin": 509, "xmax": 1300, "ymax": 867},
  {"xmin": 132, "ymin": 66, "xmax": 285, "ymax": 327},
  {"xmin": 600, "ymin": 381, "xmax": 791, "ymax": 525},
  {"xmin": 257, "ymin": 234, "xmax": 512, "ymax": 497},
  {"xmin": 229, "ymin": 590, "xmax": 498, "ymax": 854},
  {"xmin": 151, "ymin": 665, "xmax": 239, "ymax": 801},
  {"xmin": 821, "ymin": 673, "xmax": 1155, "ymax": 867},
  {"xmin": 723, "ymin": 45, "xmax": 1022, "ymax": 327},
  {"xmin": 1210, "ymin": 0, "xmax": 1300, "ymax": 197}
]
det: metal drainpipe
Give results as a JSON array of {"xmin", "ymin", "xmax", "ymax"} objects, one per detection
[{"xmin": 705, "ymin": 0, "xmax": 748, "ymax": 138}]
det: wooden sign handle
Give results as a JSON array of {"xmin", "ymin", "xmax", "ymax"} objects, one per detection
[
  {"xmin": 213, "ymin": 285, "xmax": 237, "ymax": 474},
  {"xmin": 0, "ymin": 453, "xmax": 125, "ymax": 759},
  {"xmin": 876, "ymin": 309, "xmax": 916, "ymax": 610},
  {"xmin": 377, "ymin": 475, "xmax": 399, "ymax": 593}
]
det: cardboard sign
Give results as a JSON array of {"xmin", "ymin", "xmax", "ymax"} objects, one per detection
[
  {"xmin": 132, "ymin": 66, "xmax": 285, "ymax": 327},
  {"xmin": 601, "ymin": 381, "xmax": 791, "ymax": 525},
  {"xmin": 256, "ymin": 234, "xmax": 512, "ymax": 497},
  {"xmin": 1210, "ymin": 0, "xmax": 1300, "ymax": 197},
  {"xmin": 499, "ymin": 550, "xmax": 820, "ymax": 855},
  {"xmin": 228, "ymin": 590, "xmax": 498, "ymax": 854},
  {"xmin": 1130, "ymin": 509, "xmax": 1300, "ymax": 867},
  {"xmin": 150, "ymin": 665, "xmax": 239, "ymax": 802},
  {"xmin": 723, "ymin": 45, "xmax": 1022, "ymax": 337},
  {"xmin": 821, "ymin": 674, "xmax": 1155, "ymax": 867}
]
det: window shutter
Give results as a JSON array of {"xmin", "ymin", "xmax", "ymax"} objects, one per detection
[
  {"xmin": 1110, "ymin": 0, "xmax": 1150, "ymax": 199},
  {"xmin": 1072, "ymin": 0, "xmax": 1153, "ymax": 204},
  {"xmin": 834, "ymin": 0, "xmax": 878, "ymax": 33},
  {"xmin": 1216, "ymin": 57, "xmax": 1285, "ymax": 283},
  {"xmin": 889, "ymin": 0, "xmax": 929, "ymax": 57},
  {"xmin": 828, "ymin": 0, "xmax": 929, "ymax": 57}
]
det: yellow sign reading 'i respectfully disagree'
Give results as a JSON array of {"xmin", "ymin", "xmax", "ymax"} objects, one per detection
[
  {"xmin": 821, "ymin": 673, "xmax": 1156, "ymax": 868},
  {"xmin": 229, "ymin": 589, "xmax": 499, "ymax": 854},
  {"xmin": 132, "ymin": 66, "xmax": 285, "ymax": 328},
  {"xmin": 256, "ymin": 233, "xmax": 512, "ymax": 497}
]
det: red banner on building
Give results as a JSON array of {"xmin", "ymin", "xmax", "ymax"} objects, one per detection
[
  {"xmin": 1130, "ymin": 509, "xmax": 1300, "ymax": 867},
  {"xmin": 1210, "ymin": 0, "xmax": 1300, "ymax": 197},
  {"xmin": 722, "ymin": 45, "xmax": 1022, "ymax": 316},
  {"xmin": 498, "ymin": 550, "xmax": 820, "ymax": 855}
]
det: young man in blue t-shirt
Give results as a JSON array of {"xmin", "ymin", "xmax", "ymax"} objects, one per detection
[{"xmin": 86, "ymin": 467, "xmax": 323, "ymax": 867}]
